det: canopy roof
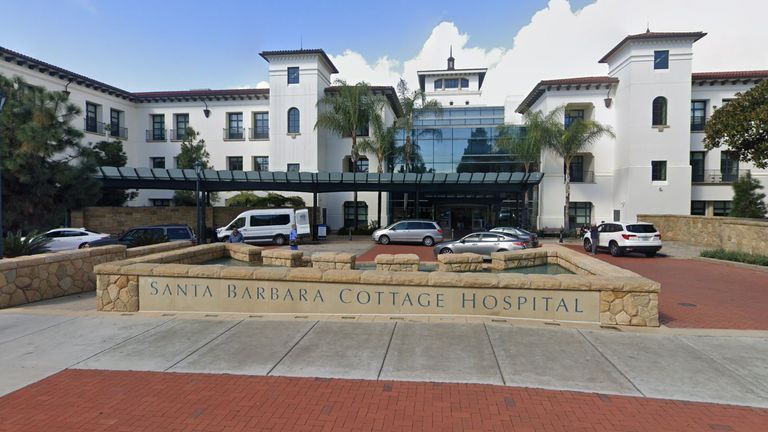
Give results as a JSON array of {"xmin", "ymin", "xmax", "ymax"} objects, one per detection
[{"xmin": 94, "ymin": 167, "xmax": 543, "ymax": 194}]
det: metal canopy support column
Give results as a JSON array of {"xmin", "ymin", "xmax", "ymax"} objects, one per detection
[
  {"xmin": 415, "ymin": 188, "xmax": 420, "ymax": 218},
  {"xmin": 312, "ymin": 191, "xmax": 318, "ymax": 241},
  {"xmin": 201, "ymin": 191, "xmax": 207, "ymax": 244}
]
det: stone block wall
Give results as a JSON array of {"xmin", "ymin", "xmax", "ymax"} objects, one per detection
[
  {"xmin": 225, "ymin": 243, "xmax": 263, "ymax": 263},
  {"xmin": 600, "ymin": 292, "xmax": 659, "ymax": 327},
  {"xmin": 263, "ymin": 250, "xmax": 304, "ymax": 267},
  {"xmin": 311, "ymin": 252, "xmax": 356, "ymax": 270},
  {"xmin": 375, "ymin": 254, "xmax": 420, "ymax": 272},
  {"xmin": 638, "ymin": 214, "xmax": 768, "ymax": 255},
  {"xmin": 437, "ymin": 253, "xmax": 483, "ymax": 272}
]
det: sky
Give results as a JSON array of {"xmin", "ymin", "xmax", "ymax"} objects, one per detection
[{"xmin": 1, "ymin": 0, "xmax": 767, "ymax": 108}]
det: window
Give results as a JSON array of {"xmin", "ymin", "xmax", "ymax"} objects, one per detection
[
  {"xmin": 250, "ymin": 214, "xmax": 291, "ymax": 227},
  {"xmin": 691, "ymin": 201, "xmax": 706, "ymax": 216},
  {"xmin": 568, "ymin": 156, "xmax": 584, "ymax": 182},
  {"xmin": 348, "ymin": 157, "xmax": 369, "ymax": 173},
  {"xmin": 690, "ymin": 152, "xmax": 705, "ymax": 182},
  {"xmin": 287, "ymin": 163, "xmax": 300, "ymax": 172},
  {"xmin": 110, "ymin": 109, "xmax": 123, "ymax": 138},
  {"xmin": 227, "ymin": 156, "xmax": 243, "ymax": 171},
  {"xmin": 444, "ymin": 78, "xmax": 459, "ymax": 89},
  {"xmin": 564, "ymin": 109, "xmax": 584, "ymax": 128},
  {"xmin": 150, "ymin": 199, "xmax": 171, "ymax": 207},
  {"xmin": 343, "ymin": 201, "xmax": 368, "ymax": 228},
  {"xmin": 652, "ymin": 97, "xmax": 667, "ymax": 126},
  {"xmin": 228, "ymin": 217, "xmax": 246, "ymax": 229},
  {"xmin": 227, "ymin": 112, "xmax": 244, "ymax": 139},
  {"xmin": 287, "ymin": 67, "xmax": 299, "ymax": 84},
  {"xmin": 150, "ymin": 157, "xmax": 165, "ymax": 169},
  {"xmin": 252, "ymin": 156, "xmax": 269, "ymax": 172},
  {"xmin": 356, "ymin": 122, "xmax": 369, "ymax": 137},
  {"xmin": 654, "ymin": 50, "xmax": 669, "ymax": 70},
  {"xmin": 720, "ymin": 152, "xmax": 739, "ymax": 182},
  {"xmin": 85, "ymin": 102, "xmax": 99, "ymax": 133},
  {"xmin": 150, "ymin": 115, "xmax": 165, "ymax": 140},
  {"xmin": 691, "ymin": 100, "xmax": 706, "ymax": 131},
  {"xmin": 434, "ymin": 79, "xmax": 443, "ymax": 90},
  {"xmin": 651, "ymin": 161, "xmax": 667, "ymax": 181},
  {"xmin": 460, "ymin": 78, "xmax": 469, "ymax": 88},
  {"xmin": 287, "ymin": 108, "xmax": 300, "ymax": 133},
  {"xmin": 713, "ymin": 201, "xmax": 732, "ymax": 217},
  {"xmin": 174, "ymin": 114, "xmax": 189, "ymax": 140},
  {"xmin": 568, "ymin": 202, "xmax": 592, "ymax": 227},
  {"xmin": 252, "ymin": 112, "xmax": 269, "ymax": 139}
]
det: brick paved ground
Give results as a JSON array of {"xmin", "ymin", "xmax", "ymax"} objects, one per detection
[
  {"xmin": 1, "ymin": 369, "xmax": 766, "ymax": 432},
  {"xmin": 357, "ymin": 244, "xmax": 438, "ymax": 262},
  {"xmin": 564, "ymin": 245, "xmax": 768, "ymax": 330}
]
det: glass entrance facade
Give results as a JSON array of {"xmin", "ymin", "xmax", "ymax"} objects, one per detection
[{"xmin": 389, "ymin": 106, "xmax": 537, "ymax": 233}]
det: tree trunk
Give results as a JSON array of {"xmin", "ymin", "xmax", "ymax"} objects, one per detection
[
  {"xmin": 522, "ymin": 163, "xmax": 529, "ymax": 229},
  {"xmin": 351, "ymin": 133, "xmax": 359, "ymax": 230},
  {"xmin": 563, "ymin": 160, "xmax": 571, "ymax": 234}
]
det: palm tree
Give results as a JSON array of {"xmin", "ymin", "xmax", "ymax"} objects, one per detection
[
  {"xmin": 496, "ymin": 119, "xmax": 541, "ymax": 228},
  {"xmin": 315, "ymin": 80, "xmax": 382, "ymax": 229},
  {"xmin": 533, "ymin": 106, "xmax": 614, "ymax": 234},
  {"xmin": 358, "ymin": 100, "xmax": 396, "ymax": 227}
]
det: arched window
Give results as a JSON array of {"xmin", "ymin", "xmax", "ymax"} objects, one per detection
[
  {"xmin": 434, "ymin": 79, "xmax": 443, "ymax": 90},
  {"xmin": 652, "ymin": 97, "xmax": 667, "ymax": 126},
  {"xmin": 460, "ymin": 78, "xmax": 469, "ymax": 88},
  {"xmin": 287, "ymin": 107, "xmax": 300, "ymax": 133}
]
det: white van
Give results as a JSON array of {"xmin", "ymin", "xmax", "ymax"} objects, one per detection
[{"xmin": 216, "ymin": 208, "xmax": 311, "ymax": 245}]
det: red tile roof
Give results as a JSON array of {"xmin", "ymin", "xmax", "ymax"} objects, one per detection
[
  {"xmin": 599, "ymin": 31, "xmax": 707, "ymax": 63},
  {"xmin": 692, "ymin": 70, "xmax": 768, "ymax": 81},
  {"xmin": 133, "ymin": 88, "xmax": 269, "ymax": 101},
  {"xmin": 516, "ymin": 76, "xmax": 618, "ymax": 113}
]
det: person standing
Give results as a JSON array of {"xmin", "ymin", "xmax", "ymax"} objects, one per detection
[
  {"xmin": 289, "ymin": 224, "xmax": 299, "ymax": 251},
  {"xmin": 589, "ymin": 224, "xmax": 600, "ymax": 255},
  {"xmin": 228, "ymin": 227, "xmax": 244, "ymax": 243}
]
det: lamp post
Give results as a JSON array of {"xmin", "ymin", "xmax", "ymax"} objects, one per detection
[
  {"xmin": 194, "ymin": 161, "xmax": 203, "ymax": 245},
  {"xmin": 0, "ymin": 88, "xmax": 7, "ymax": 259}
]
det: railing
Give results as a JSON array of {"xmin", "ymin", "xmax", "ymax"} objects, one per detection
[
  {"xmin": 170, "ymin": 129, "xmax": 187, "ymax": 141},
  {"xmin": 84, "ymin": 118, "xmax": 104, "ymax": 134},
  {"xmin": 223, "ymin": 127, "xmax": 245, "ymax": 140},
  {"xmin": 109, "ymin": 125, "xmax": 128, "ymax": 139},
  {"xmin": 146, "ymin": 129, "xmax": 167, "ymax": 142},
  {"xmin": 690, "ymin": 120, "xmax": 706, "ymax": 132},
  {"xmin": 569, "ymin": 170, "xmax": 595, "ymax": 183},
  {"xmin": 692, "ymin": 169, "xmax": 750, "ymax": 184},
  {"xmin": 249, "ymin": 128, "xmax": 269, "ymax": 140}
]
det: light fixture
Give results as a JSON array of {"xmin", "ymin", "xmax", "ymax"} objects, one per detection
[
  {"xmin": 63, "ymin": 79, "xmax": 73, "ymax": 98},
  {"xmin": 202, "ymin": 100, "xmax": 211, "ymax": 118}
]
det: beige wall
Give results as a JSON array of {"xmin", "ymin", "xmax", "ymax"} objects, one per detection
[
  {"xmin": 639, "ymin": 214, "xmax": 768, "ymax": 255},
  {"xmin": 0, "ymin": 241, "xmax": 192, "ymax": 309}
]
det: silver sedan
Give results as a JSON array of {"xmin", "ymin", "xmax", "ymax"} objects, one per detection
[{"xmin": 433, "ymin": 232, "xmax": 527, "ymax": 258}]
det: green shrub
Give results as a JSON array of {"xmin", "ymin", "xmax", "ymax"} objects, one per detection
[
  {"xmin": 226, "ymin": 192, "xmax": 305, "ymax": 208},
  {"xmin": 700, "ymin": 248, "xmax": 768, "ymax": 266},
  {"xmin": 3, "ymin": 231, "xmax": 52, "ymax": 258},
  {"xmin": 337, "ymin": 221, "xmax": 379, "ymax": 236}
]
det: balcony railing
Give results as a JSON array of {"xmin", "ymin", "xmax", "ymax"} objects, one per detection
[
  {"xmin": 569, "ymin": 170, "xmax": 595, "ymax": 183},
  {"xmin": 692, "ymin": 169, "xmax": 750, "ymax": 184},
  {"xmin": 84, "ymin": 118, "xmax": 104, "ymax": 134},
  {"xmin": 146, "ymin": 129, "xmax": 167, "ymax": 142},
  {"xmin": 223, "ymin": 127, "xmax": 245, "ymax": 140},
  {"xmin": 249, "ymin": 128, "xmax": 269, "ymax": 140},
  {"xmin": 691, "ymin": 120, "xmax": 706, "ymax": 132},
  {"xmin": 109, "ymin": 125, "xmax": 128, "ymax": 139},
  {"xmin": 170, "ymin": 129, "xmax": 188, "ymax": 141}
]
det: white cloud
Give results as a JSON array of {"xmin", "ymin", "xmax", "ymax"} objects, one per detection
[
  {"xmin": 255, "ymin": 81, "xmax": 269, "ymax": 89},
  {"xmin": 328, "ymin": 0, "xmax": 768, "ymax": 107}
]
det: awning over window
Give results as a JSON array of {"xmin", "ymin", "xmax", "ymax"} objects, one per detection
[{"xmin": 94, "ymin": 167, "xmax": 543, "ymax": 193}]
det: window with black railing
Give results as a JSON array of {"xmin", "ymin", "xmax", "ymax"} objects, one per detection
[
  {"xmin": 174, "ymin": 114, "xmax": 189, "ymax": 141},
  {"xmin": 251, "ymin": 112, "xmax": 269, "ymax": 139},
  {"xmin": 720, "ymin": 152, "xmax": 739, "ymax": 182},
  {"xmin": 225, "ymin": 112, "xmax": 244, "ymax": 139},
  {"xmin": 691, "ymin": 100, "xmax": 706, "ymax": 131},
  {"xmin": 564, "ymin": 109, "xmax": 584, "ymax": 128},
  {"xmin": 84, "ymin": 117, "xmax": 104, "ymax": 134},
  {"xmin": 147, "ymin": 114, "xmax": 165, "ymax": 141},
  {"xmin": 690, "ymin": 151, "xmax": 705, "ymax": 182}
]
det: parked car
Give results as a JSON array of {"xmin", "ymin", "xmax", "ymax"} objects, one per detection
[
  {"xmin": 216, "ymin": 208, "xmax": 310, "ymax": 245},
  {"xmin": 86, "ymin": 224, "xmax": 196, "ymax": 248},
  {"xmin": 433, "ymin": 232, "xmax": 527, "ymax": 258},
  {"xmin": 490, "ymin": 226, "xmax": 539, "ymax": 248},
  {"xmin": 372, "ymin": 220, "xmax": 444, "ymax": 246},
  {"xmin": 583, "ymin": 222, "xmax": 662, "ymax": 257},
  {"xmin": 42, "ymin": 228, "xmax": 110, "ymax": 251}
]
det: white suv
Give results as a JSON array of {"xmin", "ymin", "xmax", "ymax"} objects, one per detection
[{"xmin": 583, "ymin": 222, "xmax": 662, "ymax": 257}]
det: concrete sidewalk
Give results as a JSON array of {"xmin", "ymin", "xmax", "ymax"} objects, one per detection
[{"xmin": 2, "ymin": 298, "xmax": 767, "ymax": 408}]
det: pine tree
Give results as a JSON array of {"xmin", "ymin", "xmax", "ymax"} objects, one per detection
[
  {"xmin": 174, "ymin": 127, "xmax": 214, "ymax": 206},
  {"xmin": 84, "ymin": 139, "xmax": 137, "ymax": 206},
  {"xmin": 730, "ymin": 172, "xmax": 767, "ymax": 218}
]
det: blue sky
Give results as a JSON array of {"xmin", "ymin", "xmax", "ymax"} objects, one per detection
[{"xmin": 0, "ymin": 0, "xmax": 595, "ymax": 91}]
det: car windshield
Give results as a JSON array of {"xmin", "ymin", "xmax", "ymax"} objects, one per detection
[
  {"xmin": 626, "ymin": 224, "xmax": 657, "ymax": 233},
  {"xmin": 167, "ymin": 227, "xmax": 191, "ymax": 240}
]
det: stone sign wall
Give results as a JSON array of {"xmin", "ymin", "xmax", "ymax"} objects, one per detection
[{"xmin": 639, "ymin": 214, "xmax": 768, "ymax": 255}]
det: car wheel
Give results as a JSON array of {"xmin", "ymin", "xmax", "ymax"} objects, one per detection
[
  {"xmin": 496, "ymin": 249, "xmax": 508, "ymax": 253},
  {"xmin": 583, "ymin": 238, "xmax": 592, "ymax": 252},
  {"xmin": 79, "ymin": 243, "xmax": 89, "ymax": 249},
  {"xmin": 422, "ymin": 236, "xmax": 435, "ymax": 247},
  {"xmin": 379, "ymin": 235, "xmax": 390, "ymax": 245},
  {"xmin": 273, "ymin": 235, "xmax": 286, "ymax": 246},
  {"xmin": 645, "ymin": 251, "xmax": 657, "ymax": 258},
  {"xmin": 439, "ymin": 247, "xmax": 453, "ymax": 254},
  {"xmin": 609, "ymin": 241, "xmax": 622, "ymax": 257}
]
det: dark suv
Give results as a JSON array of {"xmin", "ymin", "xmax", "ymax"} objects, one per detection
[{"xmin": 85, "ymin": 224, "xmax": 196, "ymax": 248}]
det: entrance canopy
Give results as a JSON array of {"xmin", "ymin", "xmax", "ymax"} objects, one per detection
[{"xmin": 94, "ymin": 167, "xmax": 543, "ymax": 193}]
